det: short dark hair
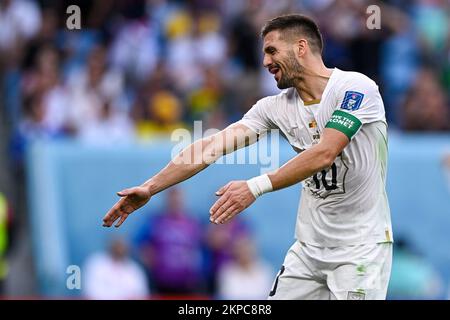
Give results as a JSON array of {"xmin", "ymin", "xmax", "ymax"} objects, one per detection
[{"xmin": 261, "ymin": 14, "xmax": 323, "ymax": 54}]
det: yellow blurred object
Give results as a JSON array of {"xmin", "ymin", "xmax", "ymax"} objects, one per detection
[
  {"xmin": 135, "ymin": 121, "xmax": 189, "ymax": 139},
  {"xmin": 189, "ymin": 88, "xmax": 220, "ymax": 114},
  {"xmin": 136, "ymin": 90, "xmax": 189, "ymax": 139},
  {"xmin": 165, "ymin": 11, "xmax": 193, "ymax": 39},
  {"xmin": 150, "ymin": 91, "xmax": 182, "ymax": 123}
]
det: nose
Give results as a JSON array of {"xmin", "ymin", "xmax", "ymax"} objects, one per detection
[{"xmin": 263, "ymin": 54, "xmax": 272, "ymax": 68}]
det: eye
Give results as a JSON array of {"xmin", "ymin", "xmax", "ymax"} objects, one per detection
[{"xmin": 264, "ymin": 47, "xmax": 277, "ymax": 55}]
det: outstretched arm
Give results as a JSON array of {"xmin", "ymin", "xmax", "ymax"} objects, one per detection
[
  {"xmin": 102, "ymin": 123, "xmax": 259, "ymax": 227},
  {"xmin": 209, "ymin": 128, "xmax": 349, "ymax": 224}
]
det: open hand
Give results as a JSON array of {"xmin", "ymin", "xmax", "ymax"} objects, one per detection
[
  {"xmin": 102, "ymin": 186, "xmax": 152, "ymax": 228},
  {"xmin": 209, "ymin": 181, "xmax": 256, "ymax": 224}
]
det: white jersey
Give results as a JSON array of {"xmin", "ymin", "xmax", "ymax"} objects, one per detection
[{"xmin": 238, "ymin": 68, "xmax": 393, "ymax": 246}]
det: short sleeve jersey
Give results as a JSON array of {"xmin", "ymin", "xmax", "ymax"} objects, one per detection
[{"xmin": 238, "ymin": 68, "xmax": 393, "ymax": 246}]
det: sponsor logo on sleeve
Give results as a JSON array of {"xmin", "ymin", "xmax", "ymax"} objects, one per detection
[{"xmin": 341, "ymin": 91, "xmax": 364, "ymax": 111}]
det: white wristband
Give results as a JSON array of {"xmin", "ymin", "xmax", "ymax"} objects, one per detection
[{"xmin": 246, "ymin": 174, "xmax": 273, "ymax": 199}]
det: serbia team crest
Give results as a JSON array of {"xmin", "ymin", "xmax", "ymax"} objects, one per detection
[{"xmin": 340, "ymin": 91, "xmax": 364, "ymax": 111}]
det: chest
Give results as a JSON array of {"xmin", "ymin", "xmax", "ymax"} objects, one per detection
[{"xmin": 275, "ymin": 97, "xmax": 335, "ymax": 152}]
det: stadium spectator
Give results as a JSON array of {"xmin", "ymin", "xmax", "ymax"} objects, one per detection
[
  {"xmin": 204, "ymin": 217, "xmax": 251, "ymax": 295},
  {"xmin": 135, "ymin": 90, "xmax": 188, "ymax": 139},
  {"xmin": 109, "ymin": 18, "xmax": 159, "ymax": 83},
  {"xmin": 379, "ymin": 3, "xmax": 420, "ymax": 124},
  {"xmin": 77, "ymin": 97, "xmax": 135, "ymax": 145},
  {"xmin": 135, "ymin": 188, "xmax": 205, "ymax": 296},
  {"xmin": 217, "ymin": 235, "xmax": 273, "ymax": 300},
  {"xmin": 83, "ymin": 237, "xmax": 149, "ymax": 300},
  {"xmin": 24, "ymin": 45, "xmax": 72, "ymax": 136},
  {"xmin": 400, "ymin": 68, "xmax": 450, "ymax": 131},
  {"xmin": 0, "ymin": 0, "xmax": 41, "ymax": 63},
  {"xmin": 67, "ymin": 44, "xmax": 128, "ymax": 136},
  {"xmin": 187, "ymin": 66, "xmax": 225, "ymax": 123}
]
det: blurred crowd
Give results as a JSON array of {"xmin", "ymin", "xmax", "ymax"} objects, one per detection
[{"xmin": 1, "ymin": 0, "xmax": 449, "ymax": 166}]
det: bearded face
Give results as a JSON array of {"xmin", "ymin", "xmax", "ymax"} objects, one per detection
[
  {"xmin": 273, "ymin": 50, "xmax": 302, "ymax": 89},
  {"xmin": 263, "ymin": 32, "xmax": 303, "ymax": 89}
]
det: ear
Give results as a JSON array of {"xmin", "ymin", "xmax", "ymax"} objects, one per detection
[{"xmin": 296, "ymin": 39, "xmax": 308, "ymax": 58}]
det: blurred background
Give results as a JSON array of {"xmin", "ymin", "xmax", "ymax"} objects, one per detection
[{"xmin": 0, "ymin": 0, "xmax": 449, "ymax": 299}]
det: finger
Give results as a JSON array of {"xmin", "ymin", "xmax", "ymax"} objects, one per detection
[
  {"xmin": 223, "ymin": 206, "xmax": 245, "ymax": 223},
  {"xmin": 215, "ymin": 182, "xmax": 232, "ymax": 196},
  {"xmin": 103, "ymin": 213, "xmax": 119, "ymax": 227},
  {"xmin": 102, "ymin": 213, "xmax": 111, "ymax": 226},
  {"xmin": 215, "ymin": 204, "xmax": 239, "ymax": 224},
  {"xmin": 115, "ymin": 214, "xmax": 128, "ymax": 228},
  {"xmin": 209, "ymin": 193, "xmax": 230, "ymax": 216},
  {"xmin": 117, "ymin": 187, "xmax": 138, "ymax": 197},
  {"xmin": 102, "ymin": 207, "xmax": 119, "ymax": 227},
  {"xmin": 210, "ymin": 199, "xmax": 234, "ymax": 222},
  {"xmin": 103, "ymin": 209, "xmax": 120, "ymax": 227},
  {"xmin": 102, "ymin": 200, "xmax": 125, "ymax": 226},
  {"xmin": 108, "ymin": 202, "xmax": 135, "ymax": 227}
]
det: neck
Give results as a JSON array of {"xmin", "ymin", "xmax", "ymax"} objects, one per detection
[{"xmin": 294, "ymin": 58, "xmax": 333, "ymax": 103}]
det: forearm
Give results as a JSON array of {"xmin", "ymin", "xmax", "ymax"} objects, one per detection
[
  {"xmin": 246, "ymin": 128, "xmax": 349, "ymax": 200},
  {"xmin": 142, "ymin": 138, "xmax": 214, "ymax": 195},
  {"xmin": 268, "ymin": 145, "xmax": 334, "ymax": 191},
  {"xmin": 142, "ymin": 123, "xmax": 257, "ymax": 195}
]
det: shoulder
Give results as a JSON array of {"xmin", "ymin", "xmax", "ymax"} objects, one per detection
[
  {"xmin": 333, "ymin": 69, "xmax": 378, "ymax": 92},
  {"xmin": 329, "ymin": 70, "xmax": 381, "ymax": 110},
  {"xmin": 253, "ymin": 88, "xmax": 297, "ymax": 114}
]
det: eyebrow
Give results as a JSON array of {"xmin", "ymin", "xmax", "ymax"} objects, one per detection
[{"xmin": 263, "ymin": 46, "xmax": 277, "ymax": 54}]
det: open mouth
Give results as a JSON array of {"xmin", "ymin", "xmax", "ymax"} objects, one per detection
[
  {"xmin": 269, "ymin": 66, "xmax": 280, "ymax": 74},
  {"xmin": 269, "ymin": 66, "xmax": 281, "ymax": 80}
]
